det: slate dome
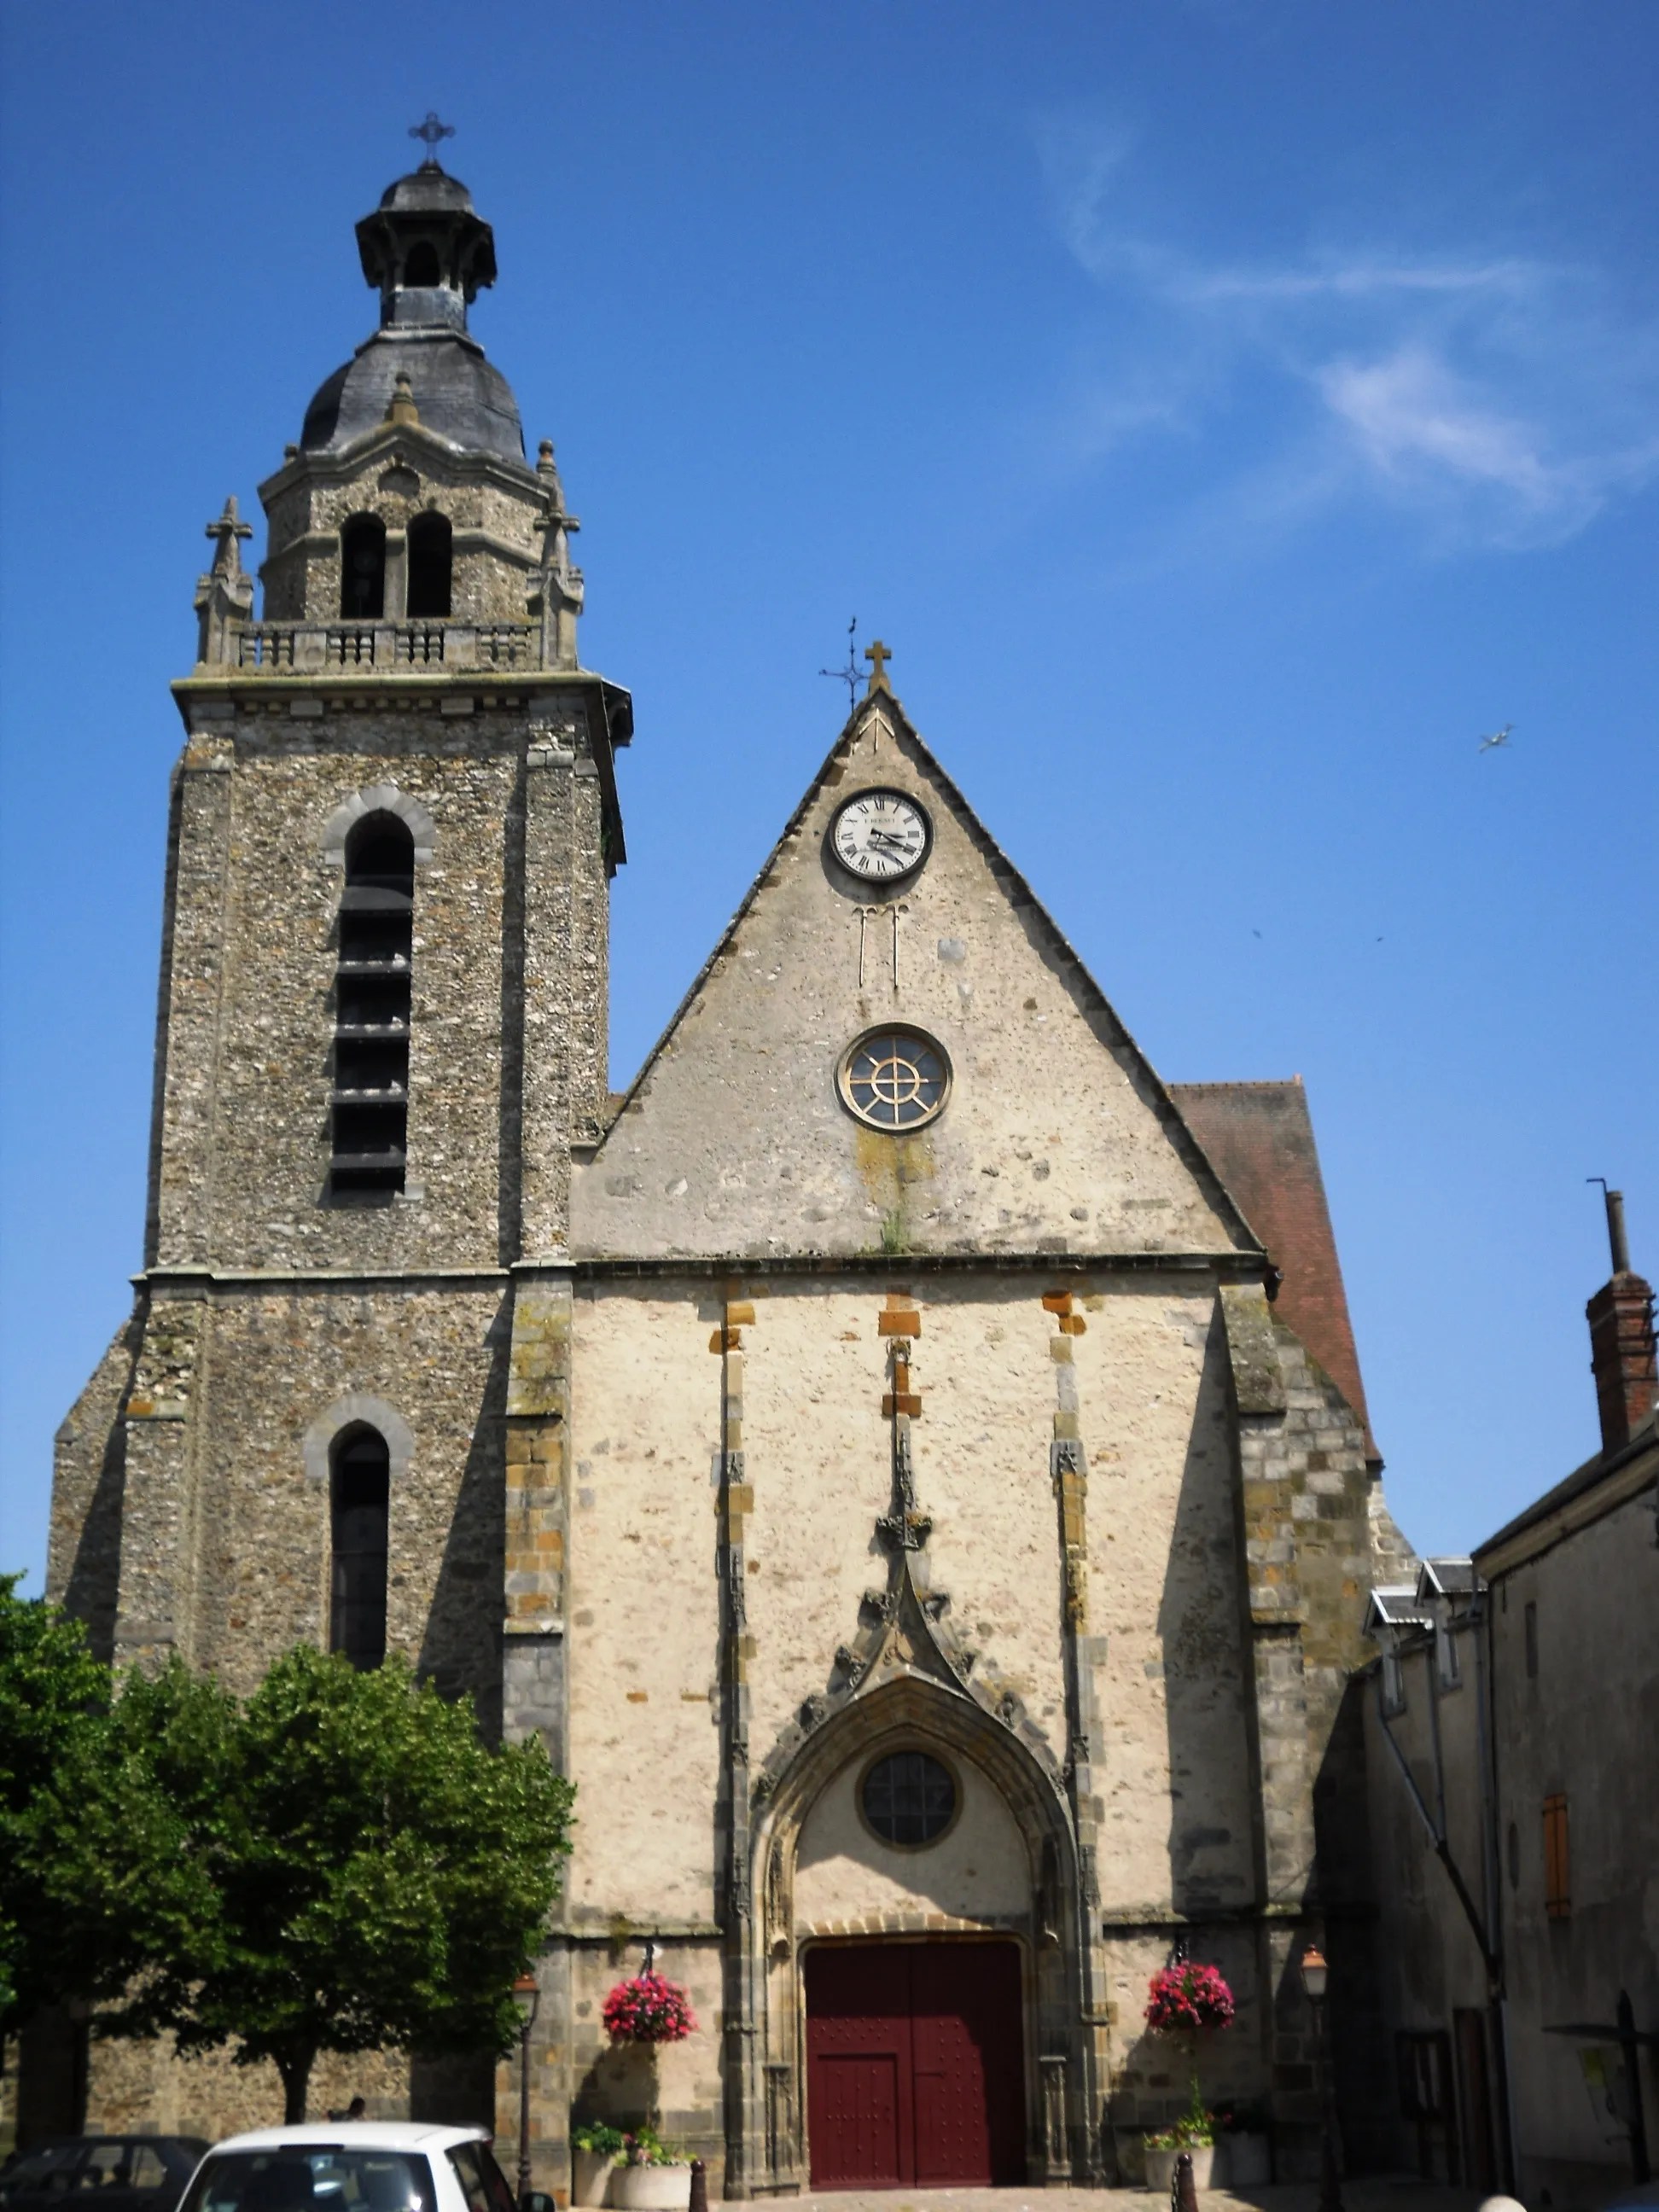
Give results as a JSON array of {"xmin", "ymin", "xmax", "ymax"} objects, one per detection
[{"xmin": 300, "ymin": 335, "xmax": 525, "ymax": 461}]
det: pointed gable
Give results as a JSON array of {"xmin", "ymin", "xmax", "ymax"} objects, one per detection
[{"xmin": 573, "ymin": 693, "xmax": 1259, "ymax": 1262}]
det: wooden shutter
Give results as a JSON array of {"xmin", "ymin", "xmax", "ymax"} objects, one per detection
[{"xmin": 1543, "ymin": 1794, "xmax": 1570, "ymax": 1918}]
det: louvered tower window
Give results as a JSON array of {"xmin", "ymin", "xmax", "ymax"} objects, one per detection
[
  {"xmin": 332, "ymin": 812, "xmax": 413, "ymax": 1196},
  {"xmin": 330, "ymin": 1425, "xmax": 389, "ymax": 1670}
]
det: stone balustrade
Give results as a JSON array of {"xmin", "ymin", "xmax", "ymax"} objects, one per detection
[{"xmin": 220, "ymin": 618, "xmax": 544, "ymax": 672}]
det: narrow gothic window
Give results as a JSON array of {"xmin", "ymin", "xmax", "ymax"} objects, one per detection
[
  {"xmin": 330, "ymin": 1426, "xmax": 389, "ymax": 1669},
  {"xmin": 407, "ymin": 513, "xmax": 453, "ymax": 619},
  {"xmin": 341, "ymin": 514, "xmax": 387, "ymax": 619},
  {"xmin": 403, "ymin": 241, "xmax": 441, "ymax": 288},
  {"xmin": 331, "ymin": 812, "xmax": 412, "ymax": 1196}
]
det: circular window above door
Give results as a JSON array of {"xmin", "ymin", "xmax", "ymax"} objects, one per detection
[{"xmin": 861, "ymin": 1749, "xmax": 958, "ymax": 1848}]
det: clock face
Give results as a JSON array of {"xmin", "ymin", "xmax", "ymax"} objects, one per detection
[{"xmin": 830, "ymin": 789, "xmax": 933, "ymax": 883}]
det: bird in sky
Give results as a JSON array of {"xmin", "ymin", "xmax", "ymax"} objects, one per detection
[{"xmin": 1477, "ymin": 722, "xmax": 1514, "ymax": 753}]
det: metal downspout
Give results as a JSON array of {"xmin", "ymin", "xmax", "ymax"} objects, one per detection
[{"xmin": 1473, "ymin": 1591, "xmax": 1518, "ymax": 2193}]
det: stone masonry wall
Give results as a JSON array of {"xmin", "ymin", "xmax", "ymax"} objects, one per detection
[
  {"xmin": 148, "ymin": 681, "xmax": 610, "ymax": 1275},
  {"xmin": 572, "ymin": 701, "xmax": 1250, "ymax": 1264},
  {"xmin": 259, "ymin": 436, "xmax": 546, "ymax": 627},
  {"xmin": 152, "ymin": 703, "xmax": 516, "ymax": 1272}
]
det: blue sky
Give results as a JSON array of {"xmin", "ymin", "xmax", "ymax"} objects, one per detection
[{"xmin": 2, "ymin": 1, "xmax": 1654, "ymax": 1591}]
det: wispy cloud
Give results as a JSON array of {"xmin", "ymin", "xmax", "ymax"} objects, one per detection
[{"xmin": 1033, "ymin": 118, "xmax": 1659, "ymax": 551}]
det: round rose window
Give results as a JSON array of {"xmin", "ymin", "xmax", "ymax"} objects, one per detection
[
  {"xmin": 862, "ymin": 1749, "xmax": 957, "ymax": 1847},
  {"xmin": 838, "ymin": 1027, "xmax": 951, "ymax": 1132}
]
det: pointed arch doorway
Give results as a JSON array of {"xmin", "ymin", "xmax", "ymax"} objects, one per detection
[{"xmin": 805, "ymin": 1939, "xmax": 1025, "ymax": 2187}]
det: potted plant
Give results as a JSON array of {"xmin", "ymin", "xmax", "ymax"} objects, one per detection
[
  {"xmin": 1143, "ymin": 2091, "xmax": 1218, "ymax": 2193},
  {"xmin": 1143, "ymin": 1962, "xmax": 1236, "ymax": 2192},
  {"xmin": 571, "ymin": 2123, "xmax": 626, "ymax": 2209},
  {"xmin": 609, "ymin": 2128, "xmax": 692, "ymax": 2211},
  {"xmin": 1214, "ymin": 2099, "xmax": 1272, "ymax": 2186}
]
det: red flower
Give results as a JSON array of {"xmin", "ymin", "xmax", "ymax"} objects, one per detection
[
  {"xmin": 1144, "ymin": 1963, "xmax": 1236, "ymax": 2035},
  {"xmin": 602, "ymin": 1972, "xmax": 698, "ymax": 2045}
]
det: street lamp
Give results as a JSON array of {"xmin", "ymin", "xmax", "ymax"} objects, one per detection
[
  {"xmin": 1299, "ymin": 1946, "xmax": 1344, "ymax": 2212},
  {"xmin": 513, "ymin": 1971, "xmax": 541, "ymax": 2202}
]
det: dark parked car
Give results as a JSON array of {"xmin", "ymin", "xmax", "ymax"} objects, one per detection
[{"xmin": 0, "ymin": 2139, "xmax": 208, "ymax": 2212}]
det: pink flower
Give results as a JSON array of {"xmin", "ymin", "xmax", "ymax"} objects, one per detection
[
  {"xmin": 1144, "ymin": 1964, "xmax": 1236, "ymax": 2035},
  {"xmin": 602, "ymin": 1972, "xmax": 698, "ymax": 2045}
]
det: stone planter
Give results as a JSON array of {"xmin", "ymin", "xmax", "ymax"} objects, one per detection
[
  {"xmin": 609, "ymin": 2168, "xmax": 691, "ymax": 2212},
  {"xmin": 571, "ymin": 2152, "xmax": 615, "ymax": 2209},
  {"xmin": 1219, "ymin": 2133, "xmax": 1271, "ymax": 2186},
  {"xmin": 1144, "ymin": 2144, "xmax": 1215, "ymax": 2195}
]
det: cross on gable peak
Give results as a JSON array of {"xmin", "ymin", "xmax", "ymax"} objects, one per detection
[{"xmin": 864, "ymin": 638, "xmax": 894, "ymax": 695}]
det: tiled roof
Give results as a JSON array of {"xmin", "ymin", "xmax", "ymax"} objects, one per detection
[{"xmin": 1172, "ymin": 1079, "xmax": 1380, "ymax": 1467}]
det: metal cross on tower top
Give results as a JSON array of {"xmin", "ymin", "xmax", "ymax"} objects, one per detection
[{"xmin": 409, "ymin": 112, "xmax": 456, "ymax": 166}]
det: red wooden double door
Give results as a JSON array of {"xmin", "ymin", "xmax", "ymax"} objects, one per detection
[{"xmin": 805, "ymin": 1941, "xmax": 1025, "ymax": 2188}]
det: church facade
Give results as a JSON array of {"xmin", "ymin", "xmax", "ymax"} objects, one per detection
[{"xmin": 42, "ymin": 156, "xmax": 1414, "ymax": 2186}]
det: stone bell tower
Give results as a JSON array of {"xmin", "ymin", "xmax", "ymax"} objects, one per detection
[{"xmin": 48, "ymin": 144, "xmax": 626, "ymax": 2126}]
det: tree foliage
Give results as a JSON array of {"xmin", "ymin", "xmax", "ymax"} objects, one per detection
[
  {"xmin": 0, "ymin": 1575, "xmax": 184, "ymax": 2034},
  {"xmin": 108, "ymin": 1646, "xmax": 573, "ymax": 2121},
  {"xmin": 0, "ymin": 1589, "xmax": 573, "ymax": 2122}
]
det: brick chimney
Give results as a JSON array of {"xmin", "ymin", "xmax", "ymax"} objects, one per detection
[{"xmin": 1586, "ymin": 1189, "xmax": 1656, "ymax": 1454}]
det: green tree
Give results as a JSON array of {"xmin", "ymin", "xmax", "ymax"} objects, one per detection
[
  {"xmin": 0, "ymin": 1575, "xmax": 185, "ymax": 2034},
  {"xmin": 108, "ymin": 1645, "xmax": 573, "ymax": 2122}
]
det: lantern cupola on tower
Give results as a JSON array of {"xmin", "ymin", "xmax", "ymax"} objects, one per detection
[
  {"xmin": 299, "ymin": 155, "xmax": 522, "ymax": 463},
  {"xmin": 356, "ymin": 160, "xmax": 498, "ymax": 336},
  {"xmin": 224, "ymin": 131, "xmax": 592, "ymax": 668}
]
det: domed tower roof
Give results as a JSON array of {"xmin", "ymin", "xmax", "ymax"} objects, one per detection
[{"xmin": 299, "ymin": 155, "xmax": 527, "ymax": 464}]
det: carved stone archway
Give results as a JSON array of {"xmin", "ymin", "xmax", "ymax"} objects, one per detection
[{"xmin": 734, "ymin": 1669, "xmax": 1092, "ymax": 2191}]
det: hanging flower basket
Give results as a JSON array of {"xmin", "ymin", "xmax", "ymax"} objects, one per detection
[
  {"xmin": 1144, "ymin": 1962, "xmax": 1236, "ymax": 2035},
  {"xmin": 602, "ymin": 1971, "xmax": 698, "ymax": 2045}
]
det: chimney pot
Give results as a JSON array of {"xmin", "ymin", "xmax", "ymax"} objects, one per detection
[
  {"xmin": 1605, "ymin": 1187, "xmax": 1633, "ymax": 1275},
  {"xmin": 1586, "ymin": 1191, "xmax": 1656, "ymax": 1454}
]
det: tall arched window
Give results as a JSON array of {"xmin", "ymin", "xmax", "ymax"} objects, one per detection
[
  {"xmin": 330, "ymin": 1425, "xmax": 389, "ymax": 1669},
  {"xmin": 406, "ymin": 512, "xmax": 453, "ymax": 620},
  {"xmin": 341, "ymin": 514, "xmax": 387, "ymax": 620},
  {"xmin": 331, "ymin": 812, "xmax": 413, "ymax": 1196}
]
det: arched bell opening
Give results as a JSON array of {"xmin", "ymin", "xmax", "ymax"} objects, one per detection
[
  {"xmin": 340, "ymin": 513, "xmax": 387, "ymax": 620},
  {"xmin": 330, "ymin": 810, "xmax": 414, "ymax": 1198},
  {"xmin": 406, "ymin": 511, "xmax": 453, "ymax": 619},
  {"xmin": 741, "ymin": 1675, "xmax": 1091, "ymax": 2191},
  {"xmin": 402, "ymin": 240, "xmax": 442, "ymax": 288}
]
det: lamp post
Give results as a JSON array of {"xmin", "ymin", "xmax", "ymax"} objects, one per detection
[
  {"xmin": 513, "ymin": 1971, "xmax": 541, "ymax": 2203},
  {"xmin": 1299, "ymin": 1946, "xmax": 1344, "ymax": 2212}
]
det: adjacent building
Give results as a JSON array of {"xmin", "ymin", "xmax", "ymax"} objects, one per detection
[{"xmin": 1363, "ymin": 1196, "xmax": 1658, "ymax": 2210}]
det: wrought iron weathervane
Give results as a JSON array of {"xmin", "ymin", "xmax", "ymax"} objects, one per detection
[{"xmin": 820, "ymin": 616, "xmax": 862, "ymax": 713}]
